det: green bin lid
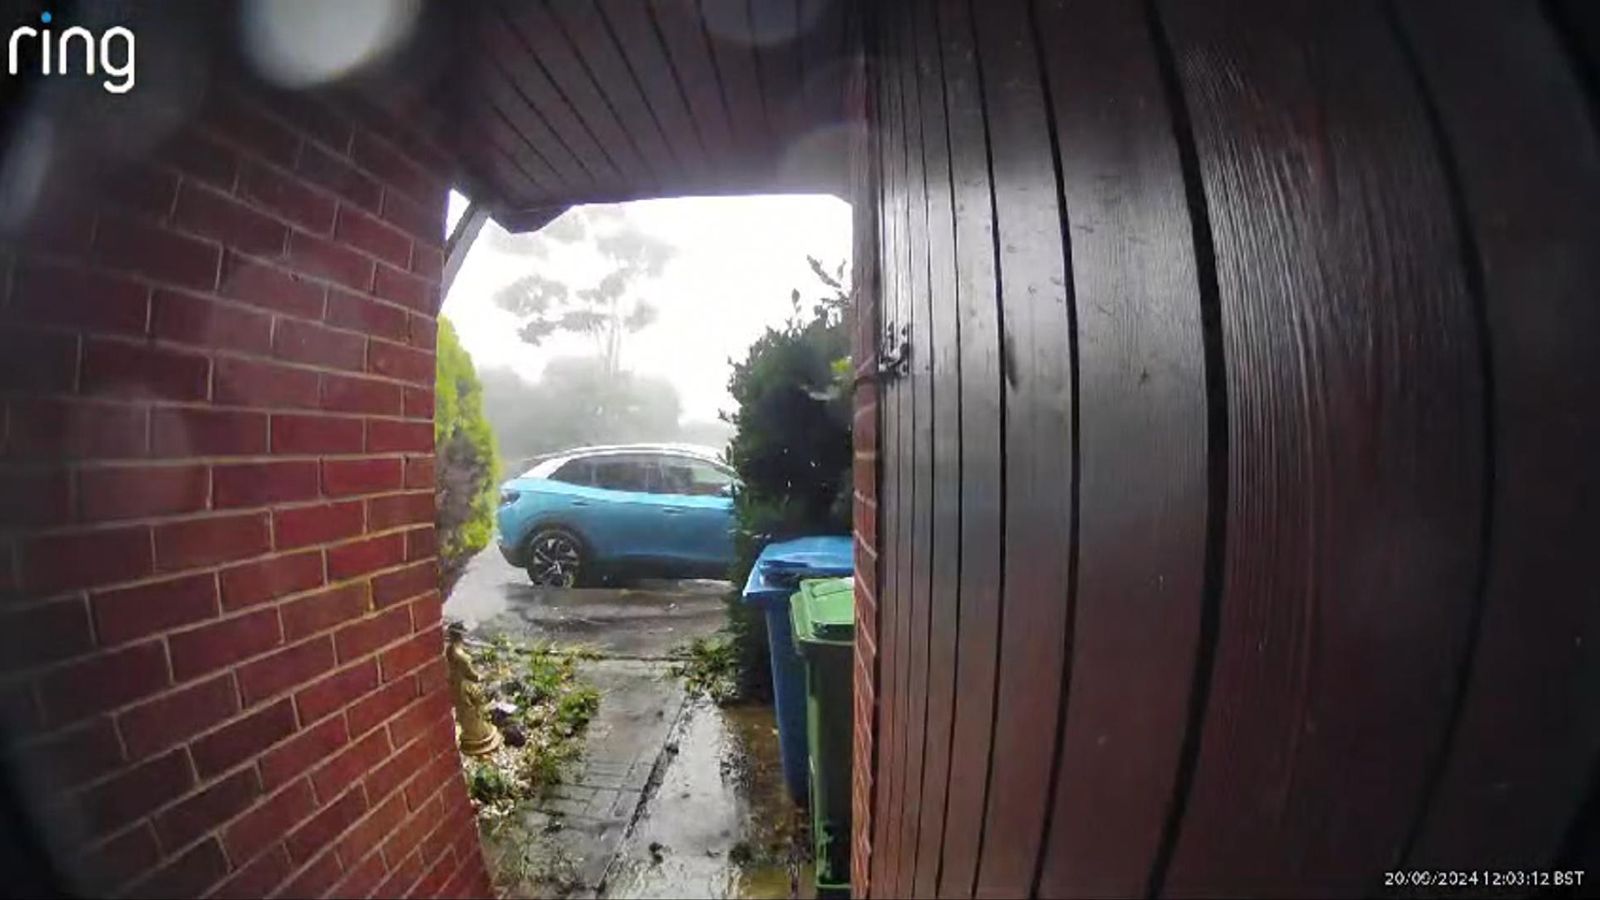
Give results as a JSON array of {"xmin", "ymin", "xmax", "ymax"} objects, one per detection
[{"xmin": 791, "ymin": 576, "xmax": 855, "ymax": 645}]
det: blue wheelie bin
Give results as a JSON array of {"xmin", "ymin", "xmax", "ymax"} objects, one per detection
[{"xmin": 741, "ymin": 535, "xmax": 853, "ymax": 804}]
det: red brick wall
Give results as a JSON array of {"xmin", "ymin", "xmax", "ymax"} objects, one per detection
[{"xmin": 0, "ymin": 80, "xmax": 489, "ymax": 898}]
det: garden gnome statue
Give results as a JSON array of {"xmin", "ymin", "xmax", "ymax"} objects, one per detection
[{"xmin": 446, "ymin": 622, "xmax": 502, "ymax": 756}]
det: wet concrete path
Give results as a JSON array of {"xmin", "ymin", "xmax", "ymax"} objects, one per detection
[{"xmin": 444, "ymin": 548, "xmax": 808, "ymax": 898}]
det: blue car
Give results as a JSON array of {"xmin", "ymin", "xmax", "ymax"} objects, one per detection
[{"xmin": 496, "ymin": 444, "xmax": 739, "ymax": 586}]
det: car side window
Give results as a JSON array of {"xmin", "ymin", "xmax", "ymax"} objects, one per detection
[
  {"xmin": 589, "ymin": 456, "xmax": 659, "ymax": 493},
  {"xmin": 550, "ymin": 458, "xmax": 593, "ymax": 486},
  {"xmin": 658, "ymin": 457, "xmax": 735, "ymax": 496}
]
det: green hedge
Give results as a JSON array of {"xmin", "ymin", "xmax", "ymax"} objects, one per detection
[{"xmin": 436, "ymin": 317, "xmax": 501, "ymax": 585}]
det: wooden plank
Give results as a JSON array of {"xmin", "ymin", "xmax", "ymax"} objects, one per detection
[
  {"xmin": 908, "ymin": 0, "xmax": 961, "ymax": 894},
  {"xmin": 893, "ymin": 0, "xmax": 934, "ymax": 887},
  {"xmin": 797, "ymin": 0, "xmax": 844, "ymax": 126},
  {"xmin": 749, "ymin": 0, "xmax": 805, "ymax": 141},
  {"xmin": 932, "ymin": 0, "xmax": 1004, "ymax": 894},
  {"xmin": 502, "ymin": 2, "xmax": 660, "ymax": 189},
  {"xmin": 595, "ymin": 0, "xmax": 714, "ymax": 181},
  {"xmin": 648, "ymin": 0, "xmax": 739, "ymax": 180},
  {"xmin": 1029, "ymin": 1, "xmax": 1210, "ymax": 896},
  {"xmin": 1157, "ymin": 1, "xmax": 1487, "ymax": 894},
  {"xmin": 867, "ymin": 4, "xmax": 906, "ymax": 888},
  {"xmin": 479, "ymin": 13, "xmax": 617, "ymax": 190},
  {"xmin": 549, "ymin": 1, "xmax": 690, "ymax": 185},
  {"xmin": 1393, "ymin": 0, "xmax": 1600, "ymax": 871},
  {"xmin": 700, "ymin": 0, "xmax": 775, "ymax": 164},
  {"xmin": 969, "ymin": 1, "xmax": 1075, "ymax": 895}
]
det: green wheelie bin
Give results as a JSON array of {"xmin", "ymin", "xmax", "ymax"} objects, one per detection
[{"xmin": 790, "ymin": 576, "xmax": 856, "ymax": 898}]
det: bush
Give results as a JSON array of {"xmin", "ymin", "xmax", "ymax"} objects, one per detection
[
  {"xmin": 436, "ymin": 317, "xmax": 501, "ymax": 587},
  {"xmin": 721, "ymin": 262, "xmax": 853, "ymax": 699}
]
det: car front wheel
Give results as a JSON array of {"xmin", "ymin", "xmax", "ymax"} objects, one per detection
[{"xmin": 524, "ymin": 528, "xmax": 587, "ymax": 587}]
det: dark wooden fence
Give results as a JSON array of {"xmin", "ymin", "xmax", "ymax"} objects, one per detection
[{"xmin": 853, "ymin": 1, "xmax": 1600, "ymax": 895}]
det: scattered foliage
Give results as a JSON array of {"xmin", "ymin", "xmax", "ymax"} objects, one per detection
[
  {"xmin": 461, "ymin": 635, "xmax": 601, "ymax": 821},
  {"xmin": 435, "ymin": 317, "xmax": 501, "ymax": 587},
  {"xmin": 720, "ymin": 257, "xmax": 853, "ymax": 698},
  {"xmin": 669, "ymin": 634, "xmax": 744, "ymax": 705}
]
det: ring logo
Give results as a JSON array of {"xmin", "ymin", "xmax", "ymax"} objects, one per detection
[{"xmin": 8, "ymin": 11, "xmax": 135, "ymax": 94}]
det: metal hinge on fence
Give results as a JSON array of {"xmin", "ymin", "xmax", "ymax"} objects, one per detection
[{"xmin": 875, "ymin": 323, "xmax": 910, "ymax": 381}]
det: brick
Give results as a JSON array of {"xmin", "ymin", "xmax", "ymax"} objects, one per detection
[
  {"xmin": 91, "ymin": 571, "xmax": 219, "ymax": 645},
  {"xmin": 379, "ymin": 628, "xmax": 439, "ymax": 683},
  {"xmin": 386, "ymin": 690, "xmax": 448, "ymax": 751},
  {"xmin": 125, "ymin": 835, "xmax": 227, "ymax": 898},
  {"xmin": 335, "ymin": 788, "xmax": 404, "ymax": 862},
  {"xmin": 17, "ymin": 716, "xmax": 122, "ymax": 789},
  {"xmin": 79, "ymin": 464, "xmax": 209, "ymax": 522},
  {"xmin": 376, "ymin": 848, "xmax": 424, "ymax": 897},
  {"xmin": 321, "ymin": 373, "xmax": 402, "ymax": 415},
  {"xmin": 219, "ymin": 254, "xmax": 324, "ymax": 318},
  {"xmin": 271, "ymin": 413, "xmax": 364, "ymax": 454},
  {"xmin": 210, "ymin": 843, "xmax": 291, "ymax": 900},
  {"xmin": 155, "ymin": 512, "xmax": 271, "ymax": 570},
  {"xmin": 117, "ymin": 673, "xmax": 238, "ymax": 759},
  {"xmin": 260, "ymin": 712, "xmax": 348, "ymax": 790},
  {"xmin": 5, "ymin": 399, "xmax": 147, "ymax": 460},
  {"xmin": 327, "ymin": 531, "xmax": 407, "ymax": 580},
  {"xmin": 20, "ymin": 525, "xmax": 152, "ymax": 593},
  {"xmin": 351, "ymin": 131, "xmax": 439, "ymax": 206},
  {"xmin": 154, "ymin": 767, "xmax": 261, "ymax": 851},
  {"xmin": 78, "ymin": 749, "xmax": 194, "ymax": 836},
  {"xmin": 214, "ymin": 460, "xmax": 320, "ymax": 507},
  {"xmin": 219, "ymin": 550, "xmax": 323, "ymax": 610},
  {"xmin": 371, "ymin": 560, "xmax": 434, "ymax": 607},
  {"xmin": 287, "ymin": 230, "xmax": 372, "ymax": 291},
  {"xmin": 159, "ymin": 131, "xmax": 238, "ymax": 190},
  {"xmin": 335, "ymin": 206, "xmax": 410, "ymax": 268},
  {"xmin": 407, "ymin": 313, "xmax": 437, "ymax": 351},
  {"xmin": 81, "ymin": 823, "xmax": 160, "ymax": 893},
  {"xmin": 0, "ymin": 468, "xmax": 72, "ymax": 527},
  {"xmin": 346, "ymin": 670, "xmax": 416, "ymax": 737},
  {"xmin": 203, "ymin": 93, "xmax": 299, "ymax": 166},
  {"xmin": 286, "ymin": 785, "xmax": 366, "ymax": 863},
  {"xmin": 169, "ymin": 608, "xmax": 282, "ymax": 681},
  {"xmin": 283, "ymin": 582, "xmax": 369, "ymax": 640},
  {"xmin": 11, "ymin": 262, "xmax": 149, "ymax": 335},
  {"xmin": 264, "ymin": 92, "xmax": 351, "ymax": 154},
  {"xmin": 380, "ymin": 187, "xmax": 443, "ymax": 241},
  {"xmin": 403, "ymin": 457, "xmax": 436, "ymax": 490},
  {"xmin": 190, "ymin": 698, "xmax": 295, "ymax": 777},
  {"xmin": 322, "ymin": 457, "xmax": 403, "ymax": 497},
  {"xmin": 413, "ymin": 844, "xmax": 456, "ymax": 897},
  {"xmin": 151, "ymin": 290, "xmax": 272, "ymax": 354},
  {"xmin": 402, "ymin": 753, "xmax": 458, "ymax": 812},
  {"xmin": 333, "ymin": 603, "xmax": 411, "ymax": 666},
  {"xmin": 367, "ymin": 420, "xmax": 432, "ymax": 453},
  {"xmin": 0, "ymin": 327, "xmax": 77, "ymax": 392},
  {"xmin": 151, "ymin": 407, "xmax": 267, "ymax": 457},
  {"xmin": 372, "ymin": 264, "xmax": 432, "ymax": 313},
  {"xmin": 104, "ymin": 162, "xmax": 179, "ymax": 216},
  {"xmin": 380, "ymin": 795, "xmax": 437, "ymax": 865},
  {"xmin": 368, "ymin": 492, "xmax": 433, "ymax": 531},
  {"xmin": 312, "ymin": 725, "xmax": 391, "ymax": 802},
  {"xmin": 273, "ymin": 500, "xmax": 363, "ymax": 550},
  {"xmin": 278, "ymin": 848, "xmax": 343, "ymax": 898},
  {"xmin": 402, "ymin": 386, "xmax": 434, "ymax": 418},
  {"xmin": 409, "ymin": 593, "xmax": 442, "ymax": 633},
  {"xmin": 173, "ymin": 183, "xmax": 288, "ymax": 255},
  {"xmin": 238, "ymin": 636, "xmax": 335, "ymax": 706},
  {"xmin": 326, "ymin": 286, "xmax": 408, "ymax": 341},
  {"xmin": 81, "ymin": 338, "xmax": 210, "ymax": 401},
  {"xmin": 272, "ymin": 318, "xmax": 366, "ymax": 371},
  {"xmin": 214, "ymin": 356, "xmax": 321, "ymax": 409},
  {"xmin": 96, "ymin": 215, "xmax": 220, "ymax": 291},
  {"xmin": 365, "ymin": 733, "xmax": 429, "ymax": 805},
  {"xmin": 415, "ymin": 656, "xmax": 446, "ymax": 695},
  {"xmin": 331, "ymin": 847, "xmax": 387, "ymax": 899},
  {"xmin": 411, "ymin": 244, "xmax": 442, "ymax": 280},
  {"xmin": 240, "ymin": 161, "xmax": 336, "ymax": 233},
  {"xmin": 223, "ymin": 778, "xmax": 313, "ymax": 863},
  {"xmin": 297, "ymin": 142, "xmax": 382, "ymax": 211}
]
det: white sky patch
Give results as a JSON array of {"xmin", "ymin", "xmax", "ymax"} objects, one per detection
[{"xmin": 441, "ymin": 193, "xmax": 852, "ymax": 423}]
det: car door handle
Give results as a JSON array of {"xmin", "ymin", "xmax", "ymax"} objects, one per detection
[
  {"xmin": 661, "ymin": 507, "xmax": 685, "ymax": 515},
  {"xmin": 570, "ymin": 499, "xmax": 590, "ymax": 507}
]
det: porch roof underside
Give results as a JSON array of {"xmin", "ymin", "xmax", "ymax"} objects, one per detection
[{"xmin": 384, "ymin": 0, "xmax": 854, "ymax": 231}]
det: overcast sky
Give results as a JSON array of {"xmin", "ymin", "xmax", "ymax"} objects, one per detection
[{"xmin": 441, "ymin": 193, "xmax": 852, "ymax": 424}]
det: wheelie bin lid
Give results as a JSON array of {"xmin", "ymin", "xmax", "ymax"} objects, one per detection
[
  {"xmin": 791, "ymin": 577, "xmax": 856, "ymax": 647},
  {"xmin": 742, "ymin": 535, "xmax": 854, "ymax": 605}
]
